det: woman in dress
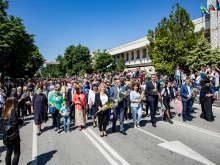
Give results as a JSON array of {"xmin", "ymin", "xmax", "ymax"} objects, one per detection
[
  {"xmin": 199, "ymin": 79, "xmax": 215, "ymax": 121},
  {"xmin": 31, "ymin": 87, "xmax": 48, "ymax": 136},
  {"xmin": 48, "ymin": 87, "xmax": 64, "ymax": 133},
  {"xmin": 61, "ymin": 81, "xmax": 68, "ymax": 99},
  {"xmin": 161, "ymin": 81, "xmax": 173, "ymax": 124},
  {"xmin": 95, "ymin": 83, "xmax": 109, "ymax": 136},
  {"xmin": 88, "ymin": 84, "xmax": 98, "ymax": 127},
  {"xmin": 73, "ymin": 84, "xmax": 87, "ymax": 131}
]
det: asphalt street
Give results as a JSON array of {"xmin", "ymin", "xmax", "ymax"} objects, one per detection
[{"xmin": 0, "ymin": 102, "xmax": 220, "ymax": 165}]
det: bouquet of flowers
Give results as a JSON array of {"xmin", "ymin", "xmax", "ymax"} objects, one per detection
[
  {"xmin": 96, "ymin": 101, "xmax": 113, "ymax": 114},
  {"xmin": 152, "ymin": 89, "xmax": 158, "ymax": 95}
]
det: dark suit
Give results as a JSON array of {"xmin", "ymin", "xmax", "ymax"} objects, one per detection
[
  {"xmin": 180, "ymin": 84, "xmax": 193, "ymax": 121},
  {"xmin": 67, "ymin": 88, "xmax": 75, "ymax": 119},
  {"xmin": 95, "ymin": 93, "xmax": 108, "ymax": 131},
  {"xmin": 110, "ymin": 86, "xmax": 125, "ymax": 132},
  {"xmin": 145, "ymin": 81, "xmax": 160, "ymax": 124}
]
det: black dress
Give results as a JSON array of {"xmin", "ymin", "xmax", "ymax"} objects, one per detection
[
  {"xmin": 199, "ymin": 86, "xmax": 214, "ymax": 121},
  {"xmin": 32, "ymin": 93, "xmax": 48, "ymax": 125}
]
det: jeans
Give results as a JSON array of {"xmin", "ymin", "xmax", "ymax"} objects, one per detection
[
  {"xmin": 62, "ymin": 116, "xmax": 70, "ymax": 131},
  {"xmin": 112, "ymin": 102, "xmax": 124, "ymax": 132},
  {"xmin": 5, "ymin": 142, "xmax": 21, "ymax": 165},
  {"xmin": 175, "ymin": 75, "xmax": 181, "ymax": 85},
  {"xmin": 182, "ymin": 99, "xmax": 193, "ymax": 121},
  {"xmin": 132, "ymin": 106, "xmax": 142, "ymax": 126}
]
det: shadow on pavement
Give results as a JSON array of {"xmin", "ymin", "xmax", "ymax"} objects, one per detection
[{"xmin": 27, "ymin": 150, "xmax": 57, "ymax": 165}]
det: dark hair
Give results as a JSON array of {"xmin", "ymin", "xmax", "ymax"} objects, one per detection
[
  {"xmin": 92, "ymin": 84, "xmax": 98, "ymax": 90},
  {"xmin": 132, "ymin": 83, "xmax": 140, "ymax": 91}
]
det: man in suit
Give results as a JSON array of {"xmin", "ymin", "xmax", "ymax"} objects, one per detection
[
  {"xmin": 110, "ymin": 78, "xmax": 127, "ymax": 135},
  {"xmin": 145, "ymin": 74, "xmax": 160, "ymax": 127},
  {"xmin": 180, "ymin": 78, "xmax": 193, "ymax": 122},
  {"xmin": 67, "ymin": 81, "xmax": 77, "ymax": 121}
]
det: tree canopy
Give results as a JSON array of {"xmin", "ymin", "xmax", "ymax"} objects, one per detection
[
  {"xmin": 0, "ymin": 0, "xmax": 45, "ymax": 78},
  {"xmin": 147, "ymin": 3, "xmax": 202, "ymax": 74},
  {"xmin": 92, "ymin": 50, "xmax": 114, "ymax": 73}
]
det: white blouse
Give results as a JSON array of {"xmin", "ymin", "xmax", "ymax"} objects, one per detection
[
  {"xmin": 88, "ymin": 90, "xmax": 96, "ymax": 105},
  {"xmin": 100, "ymin": 94, "xmax": 108, "ymax": 105}
]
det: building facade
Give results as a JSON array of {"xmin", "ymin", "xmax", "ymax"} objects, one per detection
[{"xmin": 107, "ymin": 2, "xmax": 220, "ymax": 72}]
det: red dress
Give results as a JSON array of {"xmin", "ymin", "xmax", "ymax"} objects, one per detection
[{"xmin": 73, "ymin": 93, "xmax": 87, "ymax": 126}]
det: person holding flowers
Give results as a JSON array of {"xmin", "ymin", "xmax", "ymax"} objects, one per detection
[
  {"xmin": 95, "ymin": 83, "xmax": 111, "ymax": 137},
  {"xmin": 130, "ymin": 83, "xmax": 145, "ymax": 128}
]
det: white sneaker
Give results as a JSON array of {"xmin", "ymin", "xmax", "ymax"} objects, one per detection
[
  {"xmin": 137, "ymin": 125, "xmax": 140, "ymax": 128},
  {"xmin": 134, "ymin": 126, "xmax": 137, "ymax": 129}
]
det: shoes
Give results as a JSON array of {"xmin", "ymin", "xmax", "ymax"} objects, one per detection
[
  {"xmin": 58, "ymin": 129, "xmax": 61, "ymax": 134},
  {"xmin": 93, "ymin": 125, "xmax": 97, "ymax": 128},
  {"xmin": 169, "ymin": 120, "xmax": 173, "ymax": 124},
  {"xmin": 120, "ymin": 131, "xmax": 127, "ymax": 135},
  {"xmin": 183, "ymin": 119, "xmax": 187, "ymax": 122},
  {"xmin": 156, "ymin": 112, "xmax": 160, "ymax": 115},
  {"xmin": 137, "ymin": 125, "xmax": 140, "ymax": 128},
  {"xmin": 37, "ymin": 132, "xmax": 41, "ymax": 136},
  {"xmin": 112, "ymin": 130, "xmax": 115, "ymax": 133},
  {"xmin": 152, "ymin": 123, "xmax": 157, "ymax": 127}
]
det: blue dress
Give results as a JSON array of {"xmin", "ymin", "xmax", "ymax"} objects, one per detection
[{"xmin": 32, "ymin": 94, "xmax": 48, "ymax": 125}]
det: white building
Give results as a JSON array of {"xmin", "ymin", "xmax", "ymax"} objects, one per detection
[{"xmin": 106, "ymin": 16, "xmax": 211, "ymax": 72}]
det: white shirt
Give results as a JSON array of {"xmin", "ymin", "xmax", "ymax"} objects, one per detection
[
  {"xmin": 195, "ymin": 76, "xmax": 201, "ymax": 84},
  {"xmin": 100, "ymin": 94, "xmax": 108, "ymax": 105},
  {"xmin": 186, "ymin": 85, "xmax": 191, "ymax": 96},
  {"xmin": 88, "ymin": 90, "xmax": 96, "ymax": 105},
  {"xmin": 161, "ymin": 87, "xmax": 170, "ymax": 96}
]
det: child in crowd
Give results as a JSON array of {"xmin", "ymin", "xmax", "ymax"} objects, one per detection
[
  {"xmin": 174, "ymin": 92, "xmax": 183, "ymax": 117},
  {"xmin": 60, "ymin": 102, "xmax": 71, "ymax": 133}
]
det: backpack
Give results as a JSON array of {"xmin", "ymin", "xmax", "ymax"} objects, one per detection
[{"xmin": 4, "ymin": 111, "xmax": 19, "ymax": 142}]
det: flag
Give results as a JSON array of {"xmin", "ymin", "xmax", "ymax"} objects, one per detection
[
  {"xmin": 200, "ymin": 3, "xmax": 209, "ymax": 14},
  {"xmin": 217, "ymin": 0, "xmax": 220, "ymax": 10},
  {"xmin": 209, "ymin": 3, "xmax": 215, "ymax": 10}
]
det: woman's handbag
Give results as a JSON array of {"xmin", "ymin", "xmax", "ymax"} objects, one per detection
[{"xmin": 48, "ymin": 106, "xmax": 55, "ymax": 114}]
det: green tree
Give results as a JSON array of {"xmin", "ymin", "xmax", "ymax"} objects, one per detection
[
  {"xmin": 93, "ymin": 50, "xmax": 114, "ymax": 73},
  {"xmin": 0, "ymin": 0, "xmax": 44, "ymax": 78},
  {"xmin": 147, "ymin": 3, "xmax": 202, "ymax": 73},
  {"xmin": 187, "ymin": 36, "xmax": 212, "ymax": 70},
  {"xmin": 115, "ymin": 58, "xmax": 125, "ymax": 72},
  {"xmin": 210, "ymin": 47, "xmax": 220, "ymax": 66},
  {"xmin": 62, "ymin": 45, "xmax": 91, "ymax": 75}
]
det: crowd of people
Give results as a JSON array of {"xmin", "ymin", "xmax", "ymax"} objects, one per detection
[{"xmin": 0, "ymin": 64, "xmax": 219, "ymax": 165}]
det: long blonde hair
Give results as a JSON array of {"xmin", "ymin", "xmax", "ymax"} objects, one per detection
[{"xmin": 2, "ymin": 97, "xmax": 17, "ymax": 120}]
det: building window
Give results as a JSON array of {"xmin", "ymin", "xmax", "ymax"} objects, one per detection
[
  {"xmin": 143, "ymin": 49, "xmax": 147, "ymax": 58},
  {"xmin": 118, "ymin": 55, "xmax": 119, "ymax": 59},
  {"xmin": 121, "ymin": 53, "xmax": 124, "ymax": 60},
  {"xmin": 137, "ymin": 50, "xmax": 140, "ymax": 59},
  {"xmin": 131, "ymin": 52, "xmax": 134, "ymax": 60},
  {"xmin": 126, "ymin": 53, "xmax": 129, "ymax": 61}
]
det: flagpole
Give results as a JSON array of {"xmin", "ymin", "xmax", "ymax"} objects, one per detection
[{"xmin": 217, "ymin": 0, "xmax": 219, "ymax": 47}]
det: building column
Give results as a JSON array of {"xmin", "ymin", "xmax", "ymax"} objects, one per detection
[
  {"xmin": 129, "ymin": 51, "xmax": 132, "ymax": 61},
  {"xmin": 209, "ymin": 0, "xmax": 220, "ymax": 48},
  {"xmin": 140, "ymin": 49, "xmax": 143, "ymax": 60},
  {"xmin": 134, "ymin": 50, "xmax": 137, "ymax": 61}
]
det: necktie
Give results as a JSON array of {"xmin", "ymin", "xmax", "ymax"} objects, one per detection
[{"xmin": 154, "ymin": 82, "xmax": 156, "ymax": 89}]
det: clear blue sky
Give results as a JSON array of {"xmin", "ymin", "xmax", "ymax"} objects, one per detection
[{"xmin": 7, "ymin": 0, "xmax": 207, "ymax": 61}]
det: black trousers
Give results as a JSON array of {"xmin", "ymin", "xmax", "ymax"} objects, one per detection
[
  {"xmin": 98, "ymin": 113, "xmax": 108, "ymax": 131},
  {"xmin": 5, "ymin": 142, "xmax": 21, "ymax": 165},
  {"xmin": 145, "ymin": 101, "xmax": 149, "ymax": 116},
  {"xmin": 148, "ymin": 100, "xmax": 158, "ymax": 124},
  {"xmin": 53, "ymin": 110, "xmax": 61, "ymax": 129},
  {"xmin": 69, "ymin": 103, "xmax": 75, "ymax": 120}
]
